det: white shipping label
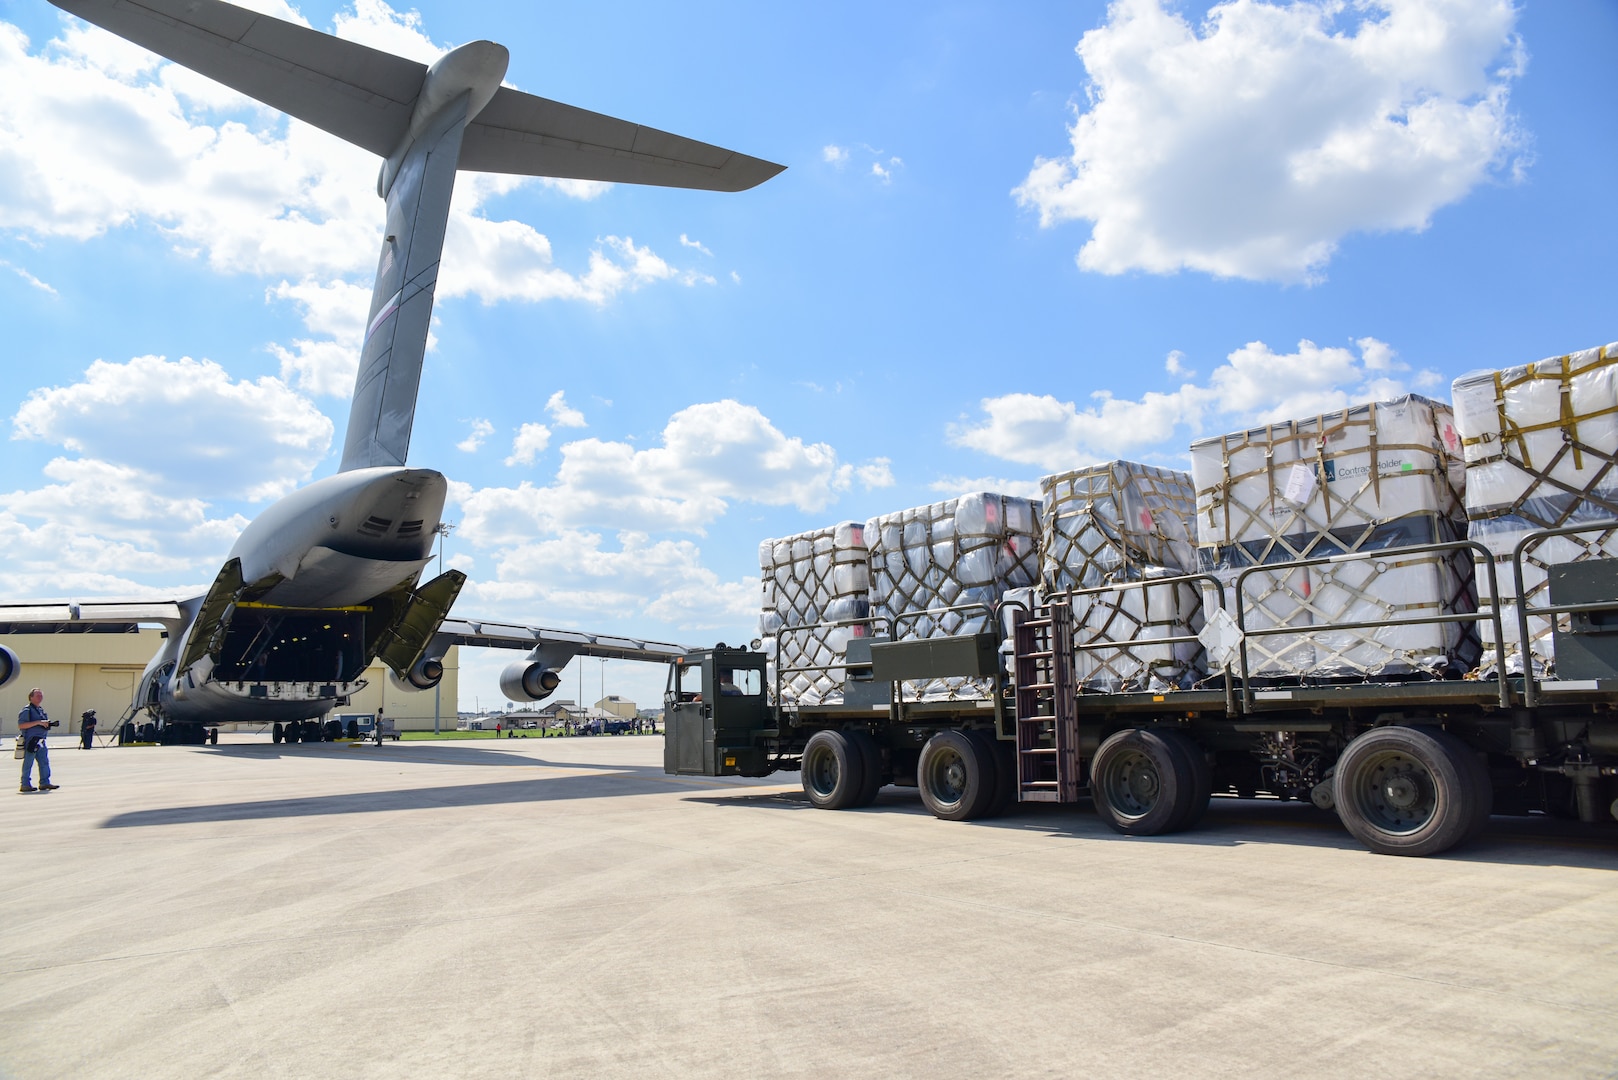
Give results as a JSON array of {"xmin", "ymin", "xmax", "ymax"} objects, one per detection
[
  {"xmin": 1283, "ymin": 462, "xmax": 1317, "ymax": 504},
  {"xmin": 1197, "ymin": 607, "xmax": 1244, "ymax": 668}
]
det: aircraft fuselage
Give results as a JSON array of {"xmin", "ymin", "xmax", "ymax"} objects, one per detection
[{"xmin": 137, "ymin": 467, "xmax": 448, "ymax": 727}]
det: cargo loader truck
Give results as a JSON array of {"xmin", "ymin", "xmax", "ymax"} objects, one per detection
[{"xmin": 664, "ymin": 530, "xmax": 1618, "ymax": 858}]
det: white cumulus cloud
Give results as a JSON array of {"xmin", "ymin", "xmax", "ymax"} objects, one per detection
[
  {"xmin": 545, "ymin": 391, "xmax": 587, "ymax": 428},
  {"xmin": 458, "ymin": 400, "xmax": 867, "ymax": 542},
  {"xmin": 504, "ymin": 422, "xmax": 552, "ymax": 467},
  {"xmin": 457, "ymin": 418, "xmax": 494, "ymax": 453},
  {"xmin": 1015, "ymin": 0, "xmax": 1527, "ymax": 283},
  {"xmin": 951, "ymin": 337, "xmax": 1434, "ymax": 471},
  {"xmin": 12, "ymin": 354, "xmax": 331, "ymax": 500},
  {"xmin": 0, "ymin": 353, "xmax": 330, "ymax": 597},
  {"xmin": 928, "ymin": 475, "xmax": 1044, "ymax": 500},
  {"xmin": 456, "ymin": 529, "xmax": 758, "ymax": 633}
]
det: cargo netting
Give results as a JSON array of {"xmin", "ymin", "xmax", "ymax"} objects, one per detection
[
  {"xmin": 1192, "ymin": 394, "xmax": 1478, "ymax": 680},
  {"xmin": 1040, "ymin": 461, "xmax": 1204, "ymax": 691},
  {"xmin": 867, "ymin": 492, "xmax": 1040, "ymax": 700},
  {"xmin": 757, "ymin": 522, "xmax": 870, "ymax": 705},
  {"xmin": 1452, "ymin": 342, "xmax": 1618, "ymax": 675}
]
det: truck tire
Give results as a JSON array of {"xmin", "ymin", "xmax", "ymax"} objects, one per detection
[
  {"xmin": 843, "ymin": 729, "xmax": 885, "ymax": 808},
  {"xmin": 918, "ymin": 730, "xmax": 995, "ymax": 821},
  {"xmin": 272, "ymin": 723, "xmax": 283, "ymax": 745},
  {"xmin": 801, "ymin": 730, "xmax": 867, "ymax": 810},
  {"xmin": 1333, "ymin": 726, "xmax": 1487, "ymax": 857},
  {"xmin": 967, "ymin": 730, "xmax": 1015, "ymax": 818},
  {"xmin": 1155, "ymin": 728, "xmax": 1212, "ymax": 831},
  {"xmin": 1091, "ymin": 728, "xmax": 1195, "ymax": 836}
]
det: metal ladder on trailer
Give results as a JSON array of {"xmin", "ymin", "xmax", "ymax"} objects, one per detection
[{"xmin": 1012, "ymin": 603, "xmax": 1080, "ymax": 802}]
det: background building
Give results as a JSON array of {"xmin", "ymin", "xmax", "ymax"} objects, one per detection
[{"xmin": 595, "ymin": 695, "xmax": 637, "ymax": 719}]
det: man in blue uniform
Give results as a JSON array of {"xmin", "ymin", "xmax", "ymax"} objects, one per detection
[{"xmin": 19, "ymin": 688, "xmax": 58, "ymax": 793}]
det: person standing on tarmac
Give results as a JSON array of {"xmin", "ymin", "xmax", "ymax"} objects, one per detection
[
  {"xmin": 19, "ymin": 688, "xmax": 58, "ymax": 793},
  {"xmin": 374, "ymin": 707, "xmax": 385, "ymax": 746},
  {"xmin": 79, "ymin": 710, "xmax": 97, "ymax": 750}
]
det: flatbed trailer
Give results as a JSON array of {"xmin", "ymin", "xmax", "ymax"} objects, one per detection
[{"xmin": 663, "ymin": 532, "xmax": 1618, "ymax": 857}]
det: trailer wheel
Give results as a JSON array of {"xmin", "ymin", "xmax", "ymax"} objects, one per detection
[
  {"xmin": 1091, "ymin": 729, "xmax": 1194, "ymax": 836},
  {"xmin": 1333, "ymin": 726, "xmax": 1489, "ymax": 857},
  {"xmin": 272, "ymin": 723, "xmax": 283, "ymax": 745},
  {"xmin": 1155, "ymin": 729, "xmax": 1212, "ymax": 831},
  {"xmin": 843, "ymin": 729, "xmax": 885, "ymax": 807},
  {"xmin": 801, "ymin": 730, "xmax": 867, "ymax": 810},
  {"xmin": 918, "ymin": 730, "xmax": 995, "ymax": 821}
]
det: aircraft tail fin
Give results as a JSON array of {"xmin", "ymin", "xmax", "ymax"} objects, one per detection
[
  {"xmin": 52, "ymin": 0, "xmax": 785, "ymax": 474},
  {"xmin": 339, "ymin": 94, "xmax": 469, "ymax": 471}
]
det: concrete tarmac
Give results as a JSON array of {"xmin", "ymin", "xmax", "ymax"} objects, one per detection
[{"xmin": 3, "ymin": 734, "xmax": 1616, "ymax": 1079}]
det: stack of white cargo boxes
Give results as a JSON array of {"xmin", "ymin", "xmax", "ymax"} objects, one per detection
[
  {"xmin": 1040, "ymin": 461, "xmax": 1203, "ymax": 691},
  {"xmin": 1451, "ymin": 342, "xmax": 1618, "ymax": 674},
  {"xmin": 1191, "ymin": 394, "xmax": 1476, "ymax": 679},
  {"xmin": 757, "ymin": 523, "xmax": 870, "ymax": 705},
  {"xmin": 866, "ymin": 492, "xmax": 1040, "ymax": 699}
]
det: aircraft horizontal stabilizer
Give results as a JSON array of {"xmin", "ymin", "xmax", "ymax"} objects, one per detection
[
  {"xmin": 50, "ymin": 0, "xmax": 422, "ymax": 157},
  {"xmin": 461, "ymin": 88, "xmax": 784, "ymax": 192},
  {"xmin": 50, "ymin": 0, "xmax": 784, "ymax": 191}
]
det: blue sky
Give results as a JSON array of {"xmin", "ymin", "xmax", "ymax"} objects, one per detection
[{"xmin": 1, "ymin": 0, "xmax": 1614, "ymax": 710}]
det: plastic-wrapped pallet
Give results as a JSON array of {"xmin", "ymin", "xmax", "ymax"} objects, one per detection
[
  {"xmin": 1040, "ymin": 461, "xmax": 1204, "ymax": 692},
  {"xmin": 757, "ymin": 522, "xmax": 870, "ymax": 705},
  {"xmin": 867, "ymin": 492, "xmax": 1040, "ymax": 700},
  {"xmin": 1191, "ymin": 394, "xmax": 1477, "ymax": 680},
  {"xmin": 1452, "ymin": 342, "xmax": 1618, "ymax": 674}
]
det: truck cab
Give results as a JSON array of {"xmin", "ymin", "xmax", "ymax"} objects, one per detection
[{"xmin": 663, "ymin": 647, "xmax": 773, "ymax": 777}]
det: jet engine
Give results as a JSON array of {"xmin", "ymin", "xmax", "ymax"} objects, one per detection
[
  {"xmin": 0, "ymin": 644, "xmax": 18, "ymax": 690},
  {"xmin": 389, "ymin": 655, "xmax": 445, "ymax": 692},
  {"xmin": 500, "ymin": 661, "xmax": 562, "ymax": 702}
]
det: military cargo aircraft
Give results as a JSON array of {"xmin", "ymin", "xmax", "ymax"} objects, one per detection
[{"xmin": 0, "ymin": 0, "xmax": 783, "ymax": 738}]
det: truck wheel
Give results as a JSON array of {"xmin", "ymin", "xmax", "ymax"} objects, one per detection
[
  {"xmin": 801, "ymin": 730, "xmax": 867, "ymax": 810},
  {"xmin": 1333, "ymin": 726, "xmax": 1487, "ymax": 857},
  {"xmin": 1155, "ymin": 729, "xmax": 1212, "ymax": 831},
  {"xmin": 918, "ymin": 730, "xmax": 995, "ymax": 821},
  {"xmin": 1091, "ymin": 729, "xmax": 1194, "ymax": 836},
  {"xmin": 843, "ymin": 729, "xmax": 884, "ymax": 807},
  {"xmin": 967, "ymin": 730, "xmax": 1015, "ymax": 818},
  {"xmin": 272, "ymin": 723, "xmax": 283, "ymax": 745}
]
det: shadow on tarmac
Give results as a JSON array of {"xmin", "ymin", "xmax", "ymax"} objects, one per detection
[
  {"xmin": 191, "ymin": 742, "xmax": 651, "ymax": 770},
  {"xmin": 686, "ymin": 787, "xmax": 1618, "ymax": 870},
  {"xmin": 97, "ymin": 770, "xmax": 771, "ymax": 829}
]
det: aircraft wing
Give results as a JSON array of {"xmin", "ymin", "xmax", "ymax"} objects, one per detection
[
  {"xmin": 50, "ymin": 0, "xmax": 785, "ymax": 191},
  {"xmin": 438, "ymin": 618, "xmax": 691, "ymax": 664},
  {"xmin": 48, "ymin": 0, "xmax": 423, "ymax": 157},
  {"xmin": 0, "ymin": 601, "xmax": 190, "ymax": 635}
]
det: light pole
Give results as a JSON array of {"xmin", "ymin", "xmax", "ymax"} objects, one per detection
[
  {"xmin": 598, "ymin": 658, "xmax": 608, "ymax": 727},
  {"xmin": 432, "ymin": 521, "xmax": 456, "ymax": 576}
]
